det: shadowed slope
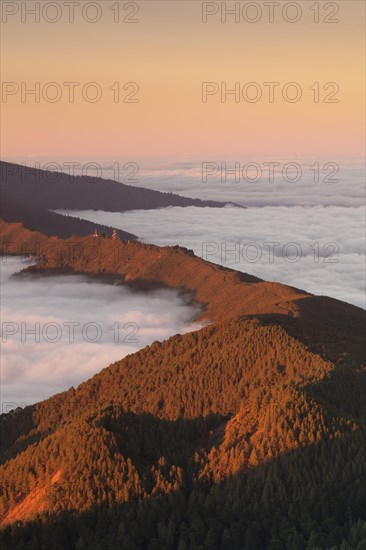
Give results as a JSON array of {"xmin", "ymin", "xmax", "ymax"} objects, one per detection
[
  {"xmin": 0, "ymin": 197, "xmax": 137, "ymax": 240},
  {"xmin": 0, "ymin": 161, "xmax": 240, "ymax": 212}
]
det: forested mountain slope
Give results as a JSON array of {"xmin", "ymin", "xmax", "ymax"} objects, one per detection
[
  {"xmin": 0, "ymin": 315, "xmax": 365, "ymax": 549},
  {"xmin": 0, "ymin": 232, "xmax": 365, "ymax": 549}
]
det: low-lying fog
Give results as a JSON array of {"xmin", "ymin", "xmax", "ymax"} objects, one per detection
[{"xmin": 0, "ymin": 258, "xmax": 201, "ymax": 409}]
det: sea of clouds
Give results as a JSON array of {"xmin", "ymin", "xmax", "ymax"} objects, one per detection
[
  {"xmin": 0, "ymin": 258, "xmax": 201, "ymax": 409},
  {"xmin": 14, "ymin": 156, "xmax": 365, "ymax": 209},
  {"xmin": 122, "ymin": 158, "xmax": 366, "ymax": 209},
  {"xmin": 2, "ymin": 158, "xmax": 365, "ymax": 408}
]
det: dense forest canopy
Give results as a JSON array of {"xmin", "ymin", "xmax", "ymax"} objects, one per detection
[
  {"xmin": 1, "ymin": 315, "xmax": 365, "ymax": 549},
  {"xmin": 1, "ymin": 205, "xmax": 365, "ymax": 550}
]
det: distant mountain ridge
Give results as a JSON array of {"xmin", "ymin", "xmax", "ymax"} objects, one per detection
[{"xmin": 0, "ymin": 161, "xmax": 240, "ymax": 212}]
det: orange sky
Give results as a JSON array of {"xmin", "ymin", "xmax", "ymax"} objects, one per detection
[{"xmin": 1, "ymin": 1, "xmax": 365, "ymax": 159}]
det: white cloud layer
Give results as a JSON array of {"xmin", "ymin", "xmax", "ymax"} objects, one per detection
[
  {"xmin": 14, "ymin": 157, "xmax": 365, "ymax": 208},
  {"xmin": 69, "ymin": 157, "xmax": 366, "ymax": 208},
  {"xmin": 0, "ymin": 258, "xmax": 201, "ymax": 408}
]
